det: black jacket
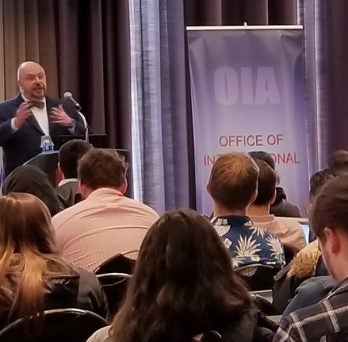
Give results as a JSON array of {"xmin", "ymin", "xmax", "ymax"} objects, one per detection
[
  {"xmin": 0, "ymin": 94, "xmax": 85, "ymax": 176},
  {"xmin": 0, "ymin": 267, "xmax": 108, "ymax": 329}
]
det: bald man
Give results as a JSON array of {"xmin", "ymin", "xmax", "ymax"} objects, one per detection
[{"xmin": 0, "ymin": 61, "xmax": 85, "ymax": 176}]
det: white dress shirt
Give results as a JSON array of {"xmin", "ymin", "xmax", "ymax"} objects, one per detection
[{"xmin": 11, "ymin": 95, "xmax": 49, "ymax": 136}]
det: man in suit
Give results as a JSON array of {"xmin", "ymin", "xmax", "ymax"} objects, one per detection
[{"xmin": 0, "ymin": 61, "xmax": 85, "ymax": 176}]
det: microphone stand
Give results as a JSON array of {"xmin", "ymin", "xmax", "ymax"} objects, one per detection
[{"xmin": 77, "ymin": 110, "xmax": 89, "ymax": 143}]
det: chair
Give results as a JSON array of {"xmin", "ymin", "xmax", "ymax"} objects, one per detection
[
  {"xmin": 235, "ymin": 263, "xmax": 279, "ymax": 291},
  {"xmin": 95, "ymin": 254, "xmax": 136, "ymax": 274},
  {"xmin": 0, "ymin": 308, "xmax": 107, "ymax": 342},
  {"xmin": 96, "ymin": 272, "xmax": 131, "ymax": 315},
  {"xmin": 200, "ymin": 330, "xmax": 222, "ymax": 341}
]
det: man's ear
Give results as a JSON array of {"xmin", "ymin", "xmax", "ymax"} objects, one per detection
[
  {"xmin": 323, "ymin": 227, "xmax": 340, "ymax": 254},
  {"xmin": 249, "ymin": 189, "xmax": 258, "ymax": 205},
  {"xmin": 207, "ymin": 182, "xmax": 211, "ymax": 195},
  {"xmin": 57, "ymin": 162, "xmax": 64, "ymax": 180},
  {"xmin": 119, "ymin": 179, "xmax": 128, "ymax": 195},
  {"xmin": 78, "ymin": 180, "xmax": 88, "ymax": 199},
  {"xmin": 270, "ymin": 189, "xmax": 276, "ymax": 205}
]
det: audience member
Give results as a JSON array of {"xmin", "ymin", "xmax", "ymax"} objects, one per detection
[
  {"xmin": 207, "ymin": 152, "xmax": 285, "ymax": 269},
  {"xmin": 272, "ymin": 168, "xmax": 334, "ymax": 313},
  {"xmin": 248, "ymin": 158, "xmax": 306, "ymax": 254},
  {"xmin": 56, "ymin": 139, "xmax": 92, "ymax": 208},
  {"xmin": 0, "ymin": 193, "xmax": 108, "ymax": 331},
  {"xmin": 52, "ymin": 149, "xmax": 159, "ymax": 272},
  {"xmin": 87, "ymin": 209, "xmax": 276, "ymax": 342},
  {"xmin": 274, "ymin": 174, "xmax": 348, "ymax": 341},
  {"xmin": 2, "ymin": 165, "xmax": 60, "ymax": 215},
  {"xmin": 249, "ymin": 151, "xmax": 301, "ymax": 217},
  {"xmin": 327, "ymin": 149, "xmax": 348, "ymax": 175}
]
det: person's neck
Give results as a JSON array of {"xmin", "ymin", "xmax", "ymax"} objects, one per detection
[
  {"xmin": 248, "ymin": 204, "xmax": 270, "ymax": 216},
  {"xmin": 213, "ymin": 204, "xmax": 247, "ymax": 217}
]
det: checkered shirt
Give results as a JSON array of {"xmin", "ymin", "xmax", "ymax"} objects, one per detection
[{"xmin": 274, "ymin": 277, "xmax": 348, "ymax": 342}]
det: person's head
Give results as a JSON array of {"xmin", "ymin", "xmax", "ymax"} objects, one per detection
[
  {"xmin": 58, "ymin": 139, "xmax": 92, "ymax": 179},
  {"xmin": 311, "ymin": 175, "xmax": 348, "ymax": 281},
  {"xmin": 249, "ymin": 150, "xmax": 275, "ymax": 170},
  {"xmin": 309, "ymin": 168, "xmax": 335, "ymax": 203},
  {"xmin": 0, "ymin": 193, "xmax": 55, "ymax": 256},
  {"xmin": 327, "ymin": 149, "xmax": 348, "ymax": 176},
  {"xmin": 0, "ymin": 193, "xmax": 70, "ymax": 326},
  {"xmin": 207, "ymin": 152, "xmax": 259, "ymax": 212},
  {"xmin": 78, "ymin": 149, "xmax": 128, "ymax": 198},
  {"xmin": 2, "ymin": 165, "xmax": 60, "ymax": 216},
  {"xmin": 110, "ymin": 209, "xmax": 252, "ymax": 341},
  {"xmin": 17, "ymin": 61, "xmax": 47, "ymax": 101},
  {"xmin": 250, "ymin": 158, "xmax": 277, "ymax": 207}
]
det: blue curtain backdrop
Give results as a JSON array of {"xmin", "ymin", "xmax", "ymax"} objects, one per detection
[
  {"xmin": 298, "ymin": 0, "xmax": 348, "ymax": 174},
  {"xmin": 129, "ymin": 0, "xmax": 190, "ymax": 213}
]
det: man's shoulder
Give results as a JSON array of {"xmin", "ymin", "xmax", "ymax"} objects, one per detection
[
  {"xmin": 277, "ymin": 294, "xmax": 348, "ymax": 341},
  {"xmin": 0, "ymin": 94, "xmax": 21, "ymax": 110},
  {"xmin": 121, "ymin": 196, "xmax": 159, "ymax": 218}
]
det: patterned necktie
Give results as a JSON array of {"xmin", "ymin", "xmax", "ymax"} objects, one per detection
[{"xmin": 28, "ymin": 101, "xmax": 44, "ymax": 109}]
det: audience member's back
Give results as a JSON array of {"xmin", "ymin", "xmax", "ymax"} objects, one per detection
[
  {"xmin": 274, "ymin": 174, "xmax": 348, "ymax": 341},
  {"xmin": 248, "ymin": 158, "xmax": 306, "ymax": 254},
  {"xmin": 56, "ymin": 139, "xmax": 92, "ymax": 208},
  {"xmin": 87, "ymin": 209, "xmax": 276, "ymax": 342},
  {"xmin": 207, "ymin": 152, "xmax": 285, "ymax": 270},
  {"xmin": 0, "ymin": 193, "xmax": 108, "ymax": 331},
  {"xmin": 52, "ymin": 149, "xmax": 159, "ymax": 272}
]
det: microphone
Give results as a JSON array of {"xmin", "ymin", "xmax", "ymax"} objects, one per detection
[
  {"xmin": 63, "ymin": 91, "xmax": 89, "ymax": 143},
  {"xmin": 64, "ymin": 91, "xmax": 82, "ymax": 111}
]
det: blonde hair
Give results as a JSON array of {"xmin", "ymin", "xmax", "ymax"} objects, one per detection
[
  {"xmin": 208, "ymin": 152, "xmax": 259, "ymax": 210},
  {"xmin": 0, "ymin": 193, "xmax": 72, "ymax": 327}
]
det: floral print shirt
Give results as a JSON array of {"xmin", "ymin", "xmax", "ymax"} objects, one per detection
[{"xmin": 212, "ymin": 215, "xmax": 285, "ymax": 269}]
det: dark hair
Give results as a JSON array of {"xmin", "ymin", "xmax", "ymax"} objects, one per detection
[
  {"xmin": 309, "ymin": 169, "xmax": 335, "ymax": 201},
  {"xmin": 252, "ymin": 159, "xmax": 277, "ymax": 206},
  {"xmin": 209, "ymin": 153, "xmax": 259, "ymax": 210},
  {"xmin": 2, "ymin": 165, "xmax": 60, "ymax": 216},
  {"xmin": 58, "ymin": 139, "xmax": 91, "ymax": 178},
  {"xmin": 249, "ymin": 151, "xmax": 275, "ymax": 170},
  {"xmin": 78, "ymin": 149, "xmax": 127, "ymax": 190},
  {"xmin": 327, "ymin": 149, "xmax": 348, "ymax": 175},
  {"xmin": 110, "ymin": 209, "xmax": 252, "ymax": 342},
  {"xmin": 311, "ymin": 174, "xmax": 348, "ymax": 239}
]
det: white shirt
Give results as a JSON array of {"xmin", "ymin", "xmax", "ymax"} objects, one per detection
[
  {"xmin": 11, "ymin": 95, "xmax": 50, "ymax": 136},
  {"xmin": 52, "ymin": 187, "xmax": 159, "ymax": 272}
]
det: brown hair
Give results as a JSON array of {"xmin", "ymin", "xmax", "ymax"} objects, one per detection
[
  {"xmin": 78, "ymin": 149, "xmax": 127, "ymax": 190},
  {"xmin": 208, "ymin": 152, "xmax": 259, "ymax": 210},
  {"xmin": 311, "ymin": 174, "xmax": 348, "ymax": 239},
  {"xmin": 252, "ymin": 159, "xmax": 277, "ymax": 206},
  {"xmin": 0, "ymin": 193, "xmax": 72, "ymax": 328},
  {"xmin": 109, "ymin": 209, "xmax": 252, "ymax": 342}
]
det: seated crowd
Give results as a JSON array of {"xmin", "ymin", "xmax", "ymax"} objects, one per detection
[{"xmin": 1, "ymin": 142, "xmax": 348, "ymax": 341}]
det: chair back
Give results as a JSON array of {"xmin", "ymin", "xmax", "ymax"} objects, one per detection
[
  {"xmin": 96, "ymin": 272, "xmax": 131, "ymax": 315},
  {"xmin": 0, "ymin": 308, "xmax": 107, "ymax": 342},
  {"xmin": 95, "ymin": 254, "xmax": 136, "ymax": 274},
  {"xmin": 235, "ymin": 263, "xmax": 279, "ymax": 291}
]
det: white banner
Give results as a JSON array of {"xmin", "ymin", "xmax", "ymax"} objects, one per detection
[{"xmin": 187, "ymin": 27, "xmax": 309, "ymax": 215}]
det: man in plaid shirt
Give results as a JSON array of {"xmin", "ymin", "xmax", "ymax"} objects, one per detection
[{"xmin": 274, "ymin": 174, "xmax": 348, "ymax": 341}]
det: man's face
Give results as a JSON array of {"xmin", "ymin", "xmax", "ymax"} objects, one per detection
[{"xmin": 17, "ymin": 63, "xmax": 47, "ymax": 101}]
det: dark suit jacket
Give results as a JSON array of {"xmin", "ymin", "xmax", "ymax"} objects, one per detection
[
  {"xmin": 55, "ymin": 180, "xmax": 82, "ymax": 209},
  {"xmin": 0, "ymin": 94, "xmax": 85, "ymax": 176}
]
